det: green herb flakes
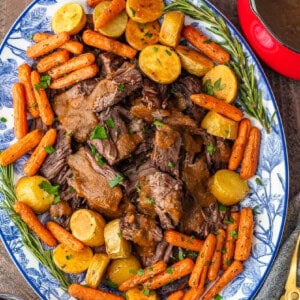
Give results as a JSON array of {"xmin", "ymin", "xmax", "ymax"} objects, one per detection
[
  {"xmin": 34, "ymin": 74, "xmax": 51, "ymax": 90},
  {"xmin": 168, "ymin": 161, "xmax": 175, "ymax": 168},
  {"xmin": 39, "ymin": 180, "xmax": 59, "ymax": 196},
  {"xmin": 44, "ymin": 146, "xmax": 55, "ymax": 154},
  {"xmin": 137, "ymin": 269, "xmax": 144, "ymax": 276},
  {"xmin": 117, "ymin": 83, "xmax": 125, "ymax": 92},
  {"xmin": 207, "ymin": 144, "xmax": 216, "ymax": 156},
  {"xmin": 91, "ymin": 125, "xmax": 107, "ymax": 140},
  {"xmin": 165, "ymin": 49, "xmax": 172, "ymax": 56},
  {"xmin": 109, "ymin": 173, "xmax": 124, "ymax": 188},
  {"xmin": 0, "ymin": 117, "xmax": 7, "ymax": 123},
  {"xmin": 106, "ymin": 117, "xmax": 115, "ymax": 128},
  {"xmin": 166, "ymin": 267, "xmax": 174, "ymax": 274},
  {"xmin": 153, "ymin": 120, "xmax": 164, "ymax": 127}
]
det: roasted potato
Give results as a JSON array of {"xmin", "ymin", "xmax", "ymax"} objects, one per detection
[
  {"xmin": 175, "ymin": 45, "xmax": 214, "ymax": 77},
  {"xmin": 52, "ymin": 243, "xmax": 93, "ymax": 274},
  {"xmin": 126, "ymin": 0, "xmax": 164, "ymax": 23},
  {"xmin": 159, "ymin": 11, "xmax": 184, "ymax": 48},
  {"xmin": 126, "ymin": 287, "xmax": 159, "ymax": 300},
  {"xmin": 209, "ymin": 169, "xmax": 249, "ymax": 205},
  {"xmin": 202, "ymin": 65, "xmax": 238, "ymax": 103},
  {"xmin": 201, "ymin": 111, "xmax": 238, "ymax": 140},
  {"xmin": 125, "ymin": 19, "xmax": 160, "ymax": 51},
  {"xmin": 104, "ymin": 219, "xmax": 131, "ymax": 259},
  {"xmin": 139, "ymin": 45, "xmax": 181, "ymax": 84},
  {"xmin": 70, "ymin": 209, "xmax": 106, "ymax": 247},
  {"xmin": 15, "ymin": 176, "xmax": 54, "ymax": 214},
  {"xmin": 51, "ymin": 3, "xmax": 87, "ymax": 35},
  {"xmin": 93, "ymin": 1, "xmax": 128, "ymax": 38},
  {"xmin": 85, "ymin": 253, "xmax": 110, "ymax": 288},
  {"xmin": 107, "ymin": 255, "xmax": 141, "ymax": 286}
]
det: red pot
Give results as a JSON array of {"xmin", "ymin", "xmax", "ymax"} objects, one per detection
[{"xmin": 237, "ymin": 0, "xmax": 300, "ymax": 80}]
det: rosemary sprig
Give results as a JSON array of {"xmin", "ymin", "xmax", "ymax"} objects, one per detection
[
  {"xmin": 165, "ymin": 0, "xmax": 275, "ymax": 133},
  {"xmin": 0, "ymin": 164, "xmax": 70, "ymax": 290}
]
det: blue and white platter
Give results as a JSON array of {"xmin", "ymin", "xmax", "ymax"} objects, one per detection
[{"xmin": 0, "ymin": 0, "xmax": 288, "ymax": 299}]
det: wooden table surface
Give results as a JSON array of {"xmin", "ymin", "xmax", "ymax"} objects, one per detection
[{"xmin": 0, "ymin": 1, "xmax": 299, "ymax": 299}]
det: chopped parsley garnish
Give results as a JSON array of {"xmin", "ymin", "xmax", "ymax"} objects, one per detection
[
  {"xmin": 39, "ymin": 180, "xmax": 59, "ymax": 195},
  {"xmin": 0, "ymin": 117, "xmax": 7, "ymax": 123},
  {"xmin": 144, "ymin": 31, "xmax": 153, "ymax": 38},
  {"xmin": 218, "ymin": 203, "xmax": 227, "ymax": 212},
  {"xmin": 207, "ymin": 144, "xmax": 216, "ymax": 156},
  {"xmin": 166, "ymin": 267, "xmax": 174, "ymax": 274},
  {"xmin": 255, "ymin": 177, "xmax": 263, "ymax": 186},
  {"xmin": 145, "ymin": 197, "xmax": 156, "ymax": 206},
  {"xmin": 153, "ymin": 120, "xmax": 164, "ymax": 127},
  {"xmin": 153, "ymin": 46, "xmax": 158, "ymax": 52},
  {"xmin": 252, "ymin": 205, "xmax": 260, "ymax": 215},
  {"xmin": 203, "ymin": 79, "xmax": 214, "ymax": 96},
  {"xmin": 178, "ymin": 248, "xmax": 184, "ymax": 261},
  {"xmin": 90, "ymin": 144, "xmax": 97, "ymax": 156},
  {"xmin": 137, "ymin": 269, "xmax": 144, "ymax": 276},
  {"xmin": 117, "ymin": 83, "xmax": 125, "ymax": 92},
  {"xmin": 214, "ymin": 294, "xmax": 223, "ymax": 300},
  {"xmin": 109, "ymin": 173, "xmax": 124, "ymax": 188},
  {"xmin": 91, "ymin": 125, "xmax": 107, "ymax": 140},
  {"xmin": 65, "ymin": 131, "xmax": 73, "ymax": 137},
  {"xmin": 128, "ymin": 129, "xmax": 135, "ymax": 135},
  {"xmin": 65, "ymin": 255, "xmax": 72, "ymax": 260},
  {"xmin": 69, "ymin": 186, "xmax": 75, "ymax": 193},
  {"xmin": 221, "ymin": 248, "xmax": 227, "ymax": 254},
  {"xmin": 143, "ymin": 289, "xmax": 150, "ymax": 296},
  {"xmin": 231, "ymin": 229, "xmax": 238, "ymax": 239},
  {"xmin": 214, "ymin": 78, "xmax": 226, "ymax": 91},
  {"xmin": 165, "ymin": 49, "xmax": 172, "ymax": 56},
  {"xmin": 95, "ymin": 153, "xmax": 105, "ymax": 166},
  {"xmin": 130, "ymin": 7, "xmax": 136, "ymax": 17},
  {"xmin": 106, "ymin": 280, "xmax": 118, "ymax": 289},
  {"xmin": 136, "ymin": 184, "xmax": 141, "ymax": 193},
  {"xmin": 53, "ymin": 196, "xmax": 61, "ymax": 204},
  {"xmin": 105, "ymin": 118, "xmax": 115, "ymax": 128},
  {"xmin": 117, "ymin": 232, "xmax": 122, "ymax": 238},
  {"xmin": 223, "ymin": 215, "xmax": 234, "ymax": 225},
  {"xmin": 44, "ymin": 146, "xmax": 55, "ymax": 154},
  {"xmin": 168, "ymin": 161, "xmax": 174, "ymax": 168},
  {"xmin": 225, "ymin": 259, "xmax": 232, "ymax": 266},
  {"xmin": 129, "ymin": 269, "xmax": 136, "ymax": 274},
  {"xmin": 34, "ymin": 74, "xmax": 51, "ymax": 90}
]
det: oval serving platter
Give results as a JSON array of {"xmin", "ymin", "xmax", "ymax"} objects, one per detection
[{"xmin": 0, "ymin": 0, "xmax": 288, "ymax": 299}]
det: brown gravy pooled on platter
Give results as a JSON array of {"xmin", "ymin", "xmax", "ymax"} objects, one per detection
[{"xmin": 253, "ymin": 0, "xmax": 300, "ymax": 51}]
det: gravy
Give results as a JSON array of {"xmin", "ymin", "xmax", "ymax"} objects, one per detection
[{"xmin": 252, "ymin": 0, "xmax": 300, "ymax": 51}]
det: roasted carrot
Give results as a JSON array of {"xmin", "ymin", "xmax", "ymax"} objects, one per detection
[
  {"xmin": 198, "ymin": 264, "xmax": 209, "ymax": 289},
  {"xmin": 68, "ymin": 283, "xmax": 124, "ymax": 300},
  {"xmin": 33, "ymin": 32, "xmax": 83, "ymax": 55},
  {"xmin": 189, "ymin": 233, "xmax": 216, "ymax": 288},
  {"xmin": 182, "ymin": 25, "xmax": 230, "ymax": 64},
  {"xmin": 46, "ymin": 221, "xmax": 85, "ymax": 251},
  {"xmin": 240, "ymin": 127, "xmax": 261, "ymax": 179},
  {"xmin": 12, "ymin": 83, "xmax": 28, "ymax": 139},
  {"xmin": 86, "ymin": 0, "xmax": 105, "ymax": 7},
  {"xmin": 208, "ymin": 228, "xmax": 226, "ymax": 281},
  {"xmin": 0, "ymin": 129, "xmax": 44, "ymax": 166},
  {"xmin": 18, "ymin": 64, "xmax": 39, "ymax": 118},
  {"xmin": 50, "ymin": 64, "xmax": 99, "ymax": 89},
  {"xmin": 183, "ymin": 287, "xmax": 205, "ymax": 300},
  {"xmin": 144, "ymin": 258, "xmax": 194, "ymax": 290},
  {"xmin": 48, "ymin": 52, "xmax": 95, "ymax": 79},
  {"xmin": 222, "ymin": 212, "xmax": 240, "ymax": 270},
  {"xmin": 167, "ymin": 290, "xmax": 185, "ymax": 300},
  {"xmin": 228, "ymin": 118, "xmax": 252, "ymax": 170},
  {"xmin": 23, "ymin": 128, "xmax": 57, "ymax": 176},
  {"xmin": 203, "ymin": 260, "xmax": 243, "ymax": 300},
  {"xmin": 94, "ymin": 0, "xmax": 126, "ymax": 30},
  {"xmin": 190, "ymin": 93, "xmax": 243, "ymax": 122},
  {"xmin": 31, "ymin": 70, "xmax": 54, "ymax": 126},
  {"xmin": 119, "ymin": 260, "xmax": 167, "ymax": 291},
  {"xmin": 26, "ymin": 32, "xmax": 70, "ymax": 59},
  {"xmin": 164, "ymin": 230, "xmax": 204, "ymax": 252},
  {"xmin": 13, "ymin": 201, "xmax": 57, "ymax": 247},
  {"xmin": 234, "ymin": 208, "xmax": 254, "ymax": 261},
  {"xmin": 82, "ymin": 29, "xmax": 137, "ymax": 59},
  {"xmin": 37, "ymin": 49, "xmax": 70, "ymax": 73}
]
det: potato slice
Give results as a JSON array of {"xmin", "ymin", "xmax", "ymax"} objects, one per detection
[
  {"xmin": 126, "ymin": 0, "xmax": 164, "ymax": 23},
  {"xmin": 125, "ymin": 19, "xmax": 160, "ymax": 51},
  {"xmin": 209, "ymin": 169, "xmax": 249, "ymax": 205},
  {"xmin": 139, "ymin": 45, "xmax": 181, "ymax": 84},
  {"xmin": 86, "ymin": 253, "xmax": 110, "ymax": 288},
  {"xmin": 126, "ymin": 287, "xmax": 159, "ymax": 300},
  {"xmin": 70, "ymin": 209, "xmax": 106, "ymax": 247},
  {"xmin": 201, "ymin": 111, "xmax": 238, "ymax": 140},
  {"xmin": 202, "ymin": 65, "xmax": 238, "ymax": 103},
  {"xmin": 159, "ymin": 11, "xmax": 184, "ymax": 48},
  {"xmin": 93, "ymin": 1, "xmax": 128, "ymax": 38},
  {"xmin": 52, "ymin": 3, "xmax": 87, "ymax": 35},
  {"xmin": 175, "ymin": 45, "xmax": 214, "ymax": 77},
  {"xmin": 53, "ymin": 244, "xmax": 93, "ymax": 274}
]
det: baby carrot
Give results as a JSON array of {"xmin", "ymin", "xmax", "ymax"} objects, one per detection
[
  {"xmin": 0, "ymin": 129, "xmax": 44, "ymax": 166},
  {"xmin": 222, "ymin": 212, "xmax": 240, "ymax": 270},
  {"xmin": 240, "ymin": 127, "xmax": 261, "ymax": 179},
  {"xmin": 234, "ymin": 208, "xmax": 254, "ymax": 261},
  {"xmin": 13, "ymin": 201, "xmax": 57, "ymax": 247},
  {"xmin": 31, "ymin": 70, "xmax": 55, "ymax": 125},
  {"xmin": 167, "ymin": 290, "xmax": 185, "ymax": 300},
  {"xmin": 208, "ymin": 228, "xmax": 226, "ymax": 281},
  {"xmin": 46, "ymin": 221, "xmax": 85, "ymax": 251},
  {"xmin": 190, "ymin": 93, "xmax": 243, "ymax": 122},
  {"xmin": 119, "ymin": 260, "xmax": 167, "ymax": 291},
  {"xmin": 68, "ymin": 284, "xmax": 124, "ymax": 300},
  {"xmin": 203, "ymin": 260, "xmax": 243, "ymax": 300},
  {"xmin": 82, "ymin": 29, "xmax": 137, "ymax": 59},
  {"xmin": 189, "ymin": 233, "xmax": 216, "ymax": 288},
  {"xmin": 23, "ymin": 128, "xmax": 57, "ymax": 176},
  {"xmin": 228, "ymin": 118, "xmax": 252, "ymax": 170},
  {"xmin": 182, "ymin": 25, "xmax": 230, "ymax": 64},
  {"xmin": 164, "ymin": 230, "xmax": 203, "ymax": 252},
  {"xmin": 49, "ymin": 64, "xmax": 99, "ymax": 89},
  {"xmin": 144, "ymin": 258, "xmax": 194, "ymax": 290},
  {"xmin": 94, "ymin": 0, "xmax": 126, "ymax": 30},
  {"xmin": 37, "ymin": 49, "xmax": 70, "ymax": 73},
  {"xmin": 48, "ymin": 52, "xmax": 95, "ymax": 79},
  {"xmin": 183, "ymin": 287, "xmax": 205, "ymax": 300},
  {"xmin": 18, "ymin": 64, "xmax": 39, "ymax": 118},
  {"xmin": 12, "ymin": 83, "xmax": 28, "ymax": 139}
]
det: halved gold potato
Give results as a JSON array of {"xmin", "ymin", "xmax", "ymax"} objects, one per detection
[
  {"xmin": 139, "ymin": 45, "xmax": 181, "ymax": 84},
  {"xmin": 52, "ymin": 3, "xmax": 87, "ymax": 35}
]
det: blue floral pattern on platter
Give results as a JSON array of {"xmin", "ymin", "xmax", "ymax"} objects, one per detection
[{"xmin": 0, "ymin": 0, "xmax": 288, "ymax": 299}]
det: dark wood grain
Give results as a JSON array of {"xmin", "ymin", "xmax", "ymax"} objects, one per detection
[{"xmin": 0, "ymin": 1, "xmax": 299, "ymax": 299}]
